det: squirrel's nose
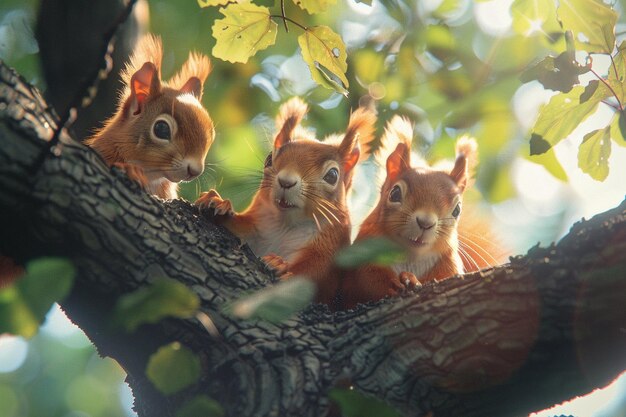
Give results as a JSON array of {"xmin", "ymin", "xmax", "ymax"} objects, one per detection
[
  {"xmin": 416, "ymin": 216, "xmax": 435, "ymax": 230},
  {"xmin": 278, "ymin": 177, "xmax": 297, "ymax": 189},
  {"xmin": 185, "ymin": 161, "xmax": 203, "ymax": 179}
]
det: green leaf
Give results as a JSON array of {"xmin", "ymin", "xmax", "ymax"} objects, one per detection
[
  {"xmin": 0, "ymin": 257, "xmax": 75, "ymax": 338},
  {"xmin": 177, "ymin": 395, "xmax": 224, "ymax": 417},
  {"xmin": 229, "ymin": 277, "xmax": 315, "ymax": 323},
  {"xmin": 334, "ymin": 237, "xmax": 407, "ymax": 268},
  {"xmin": 212, "ymin": 3, "xmax": 278, "ymax": 64},
  {"xmin": 356, "ymin": 0, "xmax": 372, "ymax": 5},
  {"xmin": 111, "ymin": 278, "xmax": 199, "ymax": 332},
  {"xmin": 511, "ymin": 0, "xmax": 560, "ymax": 36},
  {"xmin": 526, "ymin": 147, "xmax": 568, "ymax": 181},
  {"xmin": 557, "ymin": 0, "xmax": 617, "ymax": 53},
  {"xmin": 298, "ymin": 26, "xmax": 349, "ymax": 94},
  {"xmin": 197, "ymin": 0, "xmax": 230, "ymax": 7},
  {"xmin": 530, "ymin": 86, "xmax": 603, "ymax": 154},
  {"xmin": 425, "ymin": 25, "xmax": 457, "ymax": 63},
  {"xmin": 329, "ymin": 388, "xmax": 402, "ymax": 417},
  {"xmin": 146, "ymin": 342, "xmax": 201, "ymax": 395},
  {"xmin": 578, "ymin": 127, "xmax": 611, "ymax": 181},
  {"xmin": 609, "ymin": 112, "xmax": 626, "ymax": 147},
  {"xmin": 293, "ymin": 0, "xmax": 337, "ymax": 14},
  {"xmin": 520, "ymin": 50, "xmax": 589, "ymax": 93}
]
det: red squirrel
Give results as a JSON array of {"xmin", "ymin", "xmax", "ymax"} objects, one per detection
[
  {"xmin": 196, "ymin": 97, "xmax": 376, "ymax": 304},
  {"xmin": 341, "ymin": 116, "xmax": 503, "ymax": 308},
  {"xmin": 0, "ymin": 35, "xmax": 216, "ymax": 289},
  {"xmin": 85, "ymin": 34, "xmax": 215, "ymax": 199}
]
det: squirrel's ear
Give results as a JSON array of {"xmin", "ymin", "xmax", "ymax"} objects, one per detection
[
  {"xmin": 450, "ymin": 155, "xmax": 468, "ymax": 191},
  {"xmin": 129, "ymin": 62, "xmax": 161, "ymax": 116},
  {"xmin": 179, "ymin": 77, "xmax": 202, "ymax": 99},
  {"xmin": 450, "ymin": 135, "xmax": 477, "ymax": 191},
  {"xmin": 386, "ymin": 143, "xmax": 411, "ymax": 182},
  {"xmin": 343, "ymin": 141, "xmax": 360, "ymax": 174},
  {"xmin": 274, "ymin": 98, "xmax": 308, "ymax": 150},
  {"xmin": 170, "ymin": 52, "xmax": 211, "ymax": 100}
]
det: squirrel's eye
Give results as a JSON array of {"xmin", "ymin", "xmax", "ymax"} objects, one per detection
[
  {"xmin": 389, "ymin": 185, "xmax": 402, "ymax": 203},
  {"xmin": 451, "ymin": 203, "xmax": 461, "ymax": 218},
  {"xmin": 264, "ymin": 153, "xmax": 272, "ymax": 168},
  {"xmin": 323, "ymin": 167, "xmax": 339, "ymax": 185},
  {"xmin": 153, "ymin": 120, "xmax": 172, "ymax": 140}
]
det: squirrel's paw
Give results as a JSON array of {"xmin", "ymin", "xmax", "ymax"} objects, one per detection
[
  {"xmin": 399, "ymin": 271, "xmax": 421, "ymax": 291},
  {"xmin": 112, "ymin": 163, "xmax": 148, "ymax": 189},
  {"xmin": 196, "ymin": 189, "xmax": 234, "ymax": 216},
  {"xmin": 262, "ymin": 253, "xmax": 292, "ymax": 280}
]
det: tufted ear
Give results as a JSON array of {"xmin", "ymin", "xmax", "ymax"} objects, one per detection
[
  {"xmin": 450, "ymin": 135, "xmax": 477, "ymax": 192},
  {"xmin": 450, "ymin": 154, "xmax": 468, "ymax": 191},
  {"xmin": 170, "ymin": 52, "xmax": 212, "ymax": 100},
  {"xmin": 128, "ymin": 62, "xmax": 161, "ymax": 116},
  {"xmin": 274, "ymin": 97, "xmax": 308, "ymax": 150},
  {"xmin": 179, "ymin": 76, "xmax": 202, "ymax": 99},
  {"xmin": 386, "ymin": 143, "xmax": 411, "ymax": 182}
]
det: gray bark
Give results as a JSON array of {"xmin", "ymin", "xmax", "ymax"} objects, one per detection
[{"xmin": 1, "ymin": 61, "xmax": 626, "ymax": 417}]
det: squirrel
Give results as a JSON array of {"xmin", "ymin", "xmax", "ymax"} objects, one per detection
[
  {"xmin": 340, "ymin": 116, "xmax": 505, "ymax": 309},
  {"xmin": 85, "ymin": 34, "xmax": 215, "ymax": 199},
  {"xmin": 1, "ymin": 35, "xmax": 216, "ymax": 289},
  {"xmin": 196, "ymin": 97, "xmax": 376, "ymax": 305}
]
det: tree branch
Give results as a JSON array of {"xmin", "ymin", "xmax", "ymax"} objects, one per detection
[{"xmin": 1, "ymin": 61, "xmax": 625, "ymax": 417}]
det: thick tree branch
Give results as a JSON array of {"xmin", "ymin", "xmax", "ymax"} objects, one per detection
[{"xmin": 1, "ymin": 62, "xmax": 625, "ymax": 417}]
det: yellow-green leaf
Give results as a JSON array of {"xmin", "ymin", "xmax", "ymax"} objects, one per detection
[
  {"xmin": 335, "ymin": 237, "xmax": 406, "ymax": 268},
  {"xmin": 111, "ymin": 278, "xmax": 200, "ymax": 332},
  {"xmin": 212, "ymin": 3, "xmax": 278, "ymax": 64},
  {"xmin": 298, "ymin": 26, "xmax": 349, "ymax": 93},
  {"xmin": 557, "ymin": 0, "xmax": 617, "ymax": 53},
  {"xmin": 511, "ymin": 0, "xmax": 560, "ymax": 36},
  {"xmin": 197, "ymin": 0, "xmax": 230, "ymax": 7},
  {"xmin": 293, "ymin": 0, "xmax": 337, "ymax": 14},
  {"xmin": 177, "ymin": 395, "xmax": 224, "ymax": 417},
  {"xmin": 146, "ymin": 342, "xmax": 201, "ymax": 395},
  {"xmin": 530, "ymin": 86, "xmax": 603, "ymax": 154},
  {"xmin": 228, "ymin": 277, "xmax": 315, "ymax": 323},
  {"xmin": 578, "ymin": 127, "xmax": 611, "ymax": 181},
  {"xmin": 526, "ymin": 147, "xmax": 568, "ymax": 181},
  {"xmin": 329, "ymin": 389, "xmax": 402, "ymax": 417},
  {"xmin": 610, "ymin": 112, "xmax": 626, "ymax": 147},
  {"xmin": 0, "ymin": 257, "xmax": 75, "ymax": 338}
]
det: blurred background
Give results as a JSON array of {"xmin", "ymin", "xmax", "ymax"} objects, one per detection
[{"xmin": 1, "ymin": 0, "xmax": 625, "ymax": 415}]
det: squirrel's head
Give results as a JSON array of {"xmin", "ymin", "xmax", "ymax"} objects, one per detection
[
  {"xmin": 378, "ymin": 123, "xmax": 477, "ymax": 256},
  {"xmin": 116, "ymin": 36, "xmax": 214, "ymax": 183},
  {"xmin": 261, "ymin": 97, "xmax": 376, "ymax": 226}
]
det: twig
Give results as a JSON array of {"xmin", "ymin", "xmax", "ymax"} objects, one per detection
[
  {"xmin": 280, "ymin": 0, "xmax": 289, "ymax": 33},
  {"xmin": 590, "ymin": 67, "xmax": 623, "ymax": 111},
  {"xmin": 269, "ymin": 14, "xmax": 308, "ymax": 31}
]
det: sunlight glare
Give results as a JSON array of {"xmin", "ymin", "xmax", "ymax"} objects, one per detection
[
  {"xmin": 0, "ymin": 335, "xmax": 28, "ymax": 373},
  {"xmin": 474, "ymin": 0, "xmax": 514, "ymax": 37}
]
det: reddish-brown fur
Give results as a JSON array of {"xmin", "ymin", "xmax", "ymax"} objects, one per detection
[
  {"xmin": 197, "ymin": 97, "xmax": 376, "ymax": 305},
  {"xmin": 341, "ymin": 117, "xmax": 504, "ymax": 309},
  {"xmin": 85, "ymin": 34, "xmax": 215, "ymax": 199}
]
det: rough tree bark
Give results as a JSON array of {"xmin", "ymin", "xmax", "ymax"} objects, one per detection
[{"xmin": 1, "ymin": 62, "xmax": 626, "ymax": 417}]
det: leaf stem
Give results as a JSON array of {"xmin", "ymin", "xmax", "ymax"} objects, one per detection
[
  {"xmin": 280, "ymin": 0, "xmax": 289, "ymax": 33},
  {"xmin": 609, "ymin": 54, "xmax": 619, "ymax": 81},
  {"xmin": 590, "ymin": 67, "xmax": 623, "ymax": 111},
  {"xmin": 270, "ymin": 14, "xmax": 307, "ymax": 31}
]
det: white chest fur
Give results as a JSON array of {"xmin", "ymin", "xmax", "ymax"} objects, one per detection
[
  {"xmin": 247, "ymin": 206, "xmax": 318, "ymax": 262},
  {"xmin": 391, "ymin": 252, "xmax": 440, "ymax": 279}
]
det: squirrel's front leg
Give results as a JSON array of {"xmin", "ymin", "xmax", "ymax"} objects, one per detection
[
  {"xmin": 262, "ymin": 253, "xmax": 293, "ymax": 280},
  {"xmin": 196, "ymin": 189, "xmax": 235, "ymax": 216}
]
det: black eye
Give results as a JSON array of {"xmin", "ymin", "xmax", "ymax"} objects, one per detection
[
  {"xmin": 389, "ymin": 185, "xmax": 402, "ymax": 203},
  {"xmin": 452, "ymin": 203, "xmax": 461, "ymax": 218},
  {"xmin": 264, "ymin": 153, "xmax": 272, "ymax": 168},
  {"xmin": 323, "ymin": 167, "xmax": 339, "ymax": 185},
  {"xmin": 153, "ymin": 120, "xmax": 171, "ymax": 140}
]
